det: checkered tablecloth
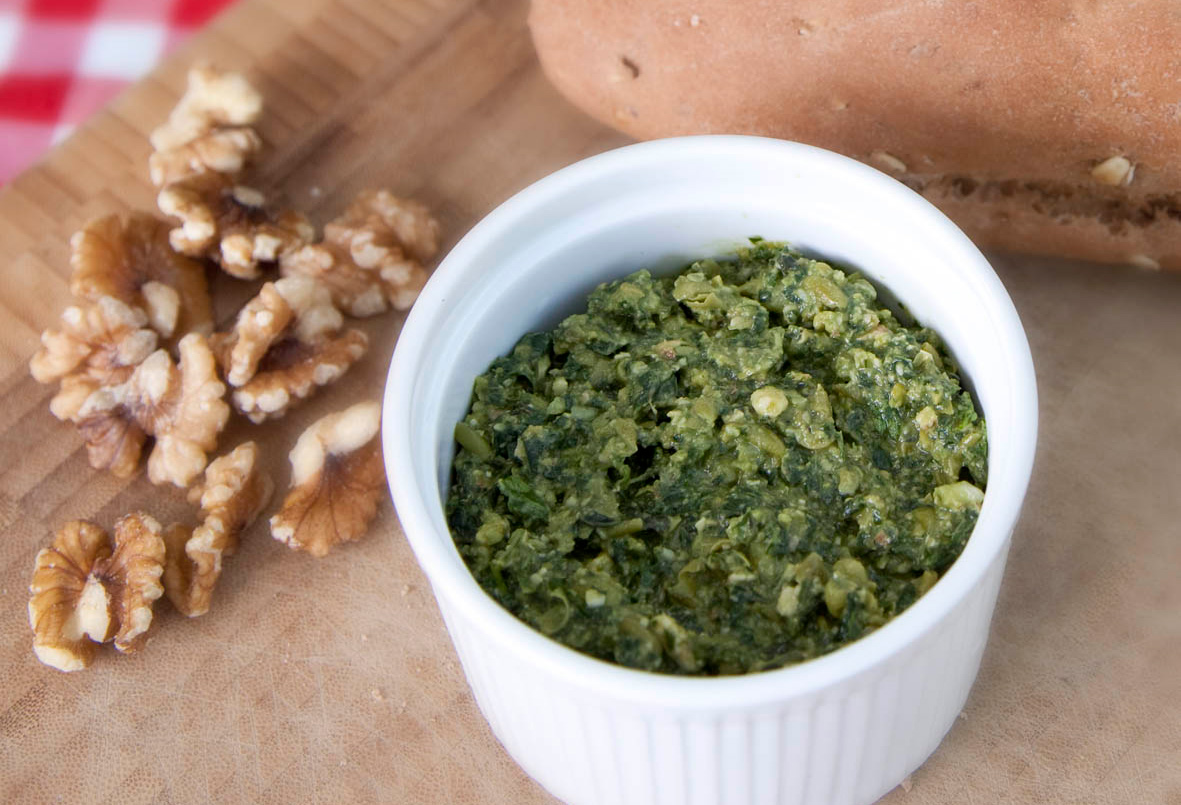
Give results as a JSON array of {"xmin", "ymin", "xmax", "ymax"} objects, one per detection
[{"xmin": 0, "ymin": 0, "xmax": 236, "ymax": 184}]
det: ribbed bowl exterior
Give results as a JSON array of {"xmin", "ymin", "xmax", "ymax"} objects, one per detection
[{"xmin": 436, "ymin": 539, "xmax": 1008, "ymax": 805}]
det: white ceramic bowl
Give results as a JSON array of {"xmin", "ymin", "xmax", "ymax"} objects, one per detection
[{"xmin": 384, "ymin": 136, "xmax": 1038, "ymax": 805}]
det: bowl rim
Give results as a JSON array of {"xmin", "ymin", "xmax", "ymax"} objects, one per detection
[{"xmin": 384, "ymin": 135, "xmax": 1038, "ymax": 709}]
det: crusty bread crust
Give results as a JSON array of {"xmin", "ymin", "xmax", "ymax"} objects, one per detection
[{"xmin": 529, "ymin": 0, "xmax": 1181, "ymax": 269}]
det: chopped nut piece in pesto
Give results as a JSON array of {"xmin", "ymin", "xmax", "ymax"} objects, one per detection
[{"xmin": 447, "ymin": 242, "xmax": 987, "ymax": 676}]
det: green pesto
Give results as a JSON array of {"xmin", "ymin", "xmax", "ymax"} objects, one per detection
[{"xmin": 447, "ymin": 243, "xmax": 988, "ymax": 676}]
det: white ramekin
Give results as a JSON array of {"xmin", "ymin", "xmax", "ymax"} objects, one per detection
[{"xmin": 384, "ymin": 136, "xmax": 1038, "ymax": 805}]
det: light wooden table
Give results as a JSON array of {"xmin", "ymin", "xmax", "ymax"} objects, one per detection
[{"xmin": 0, "ymin": 0, "xmax": 1177, "ymax": 802}]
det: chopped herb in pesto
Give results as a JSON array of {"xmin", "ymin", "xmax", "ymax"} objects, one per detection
[{"xmin": 447, "ymin": 243, "xmax": 988, "ymax": 676}]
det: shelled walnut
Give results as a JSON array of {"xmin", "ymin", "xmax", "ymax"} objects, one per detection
[
  {"xmin": 28, "ymin": 514, "xmax": 166, "ymax": 672},
  {"xmin": 149, "ymin": 63, "xmax": 263, "ymax": 186},
  {"xmin": 150, "ymin": 127, "xmax": 263, "ymax": 188},
  {"xmin": 69, "ymin": 213, "xmax": 212, "ymax": 340},
  {"xmin": 158, "ymin": 173, "xmax": 314, "ymax": 280},
  {"xmin": 270, "ymin": 401, "xmax": 384, "ymax": 557},
  {"xmin": 30, "ymin": 296, "xmax": 158, "ymax": 422},
  {"xmin": 71, "ymin": 333, "xmax": 230, "ymax": 485},
  {"xmin": 280, "ymin": 189, "xmax": 441, "ymax": 316},
  {"xmin": 163, "ymin": 442, "xmax": 273, "ymax": 617},
  {"xmin": 210, "ymin": 276, "xmax": 368, "ymax": 423},
  {"xmin": 233, "ymin": 331, "xmax": 368, "ymax": 424},
  {"xmin": 151, "ymin": 63, "xmax": 262, "ymax": 151}
]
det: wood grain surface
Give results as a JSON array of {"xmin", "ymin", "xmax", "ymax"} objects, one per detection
[{"xmin": 0, "ymin": 0, "xmax": 1178, "ymax": 803}]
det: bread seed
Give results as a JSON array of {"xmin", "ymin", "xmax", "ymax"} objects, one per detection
[
  {"xmin": 1128, "ymin": 254, "xmax": 1160, "ymax": 271},
  {"xmin": 871, "ymin": 151, "xmax": 908, "ymax": 174},
  {"xmin": 1091, "ymin": 155, "xmax": 1134, "ymax": 187}
]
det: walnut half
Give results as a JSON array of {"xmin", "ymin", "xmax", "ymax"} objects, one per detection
[
  {"xmin": 149, "ymin": 63, "xmax": 263, "ymax": 154},
  {"xmin": 280, "ymin": 189, "xmax": 441, "ymax": 316},
  {"xmin": 69, "ymin": 214, "xmax": 212, "ymax": 341},
  {"xmin": 150, "ymin": 127, "xmax": 262, "ymax": 188},
  {"xmin": 71, "ymin": 333, "xmax": 230, "ymax": 485},
  {"xmin": 28, "ymin": 514, "xmax": 166, "ymax": 672},
  {"xmin": 158, "ymin": 172, "xmax": 314, "ymax": 280},
  {"xmin": 210, "ymin": 276, "xmax": 368, "ymax": 423},
  {"xmin": 30, "ymin": 296, "xmax": 156, "ymax": 386},
  {"xmin": 163, "ymin": 441, "xmax": 273, "ymax": 617},
  {"xmin": 270, "ymin": 401, "xmax": 385, "ymax": 557}
]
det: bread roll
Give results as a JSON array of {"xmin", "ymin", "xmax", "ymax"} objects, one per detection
[{"xmin": 529, "ymin": 0, "xmax": 1181, "ymax": 270}]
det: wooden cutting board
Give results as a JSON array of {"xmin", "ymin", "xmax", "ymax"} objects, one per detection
[{"xmin": 0, "ymin": 0, "xmax": 1178, "ymax": 802}]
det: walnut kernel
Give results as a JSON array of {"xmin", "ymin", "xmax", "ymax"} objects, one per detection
[
  {"xmin": 72, "ymin": 333, "xmax": 230, "ymax": 485},
  {"xmin": 231, "ymin": 330, "xmax": 368, "ymax": 424},
  {"xmin": 335, "ymin": 189, "xmax": 440, "ymax": 265},
  {"xmin": 163, "ymin": 442, "xmax": 273, "ymax": 617},
  {"xmin": 137, "ymin": 334, "xmax": 232, "ymax": 487},
  {"xmin": 28, "ymin": 521, "xmax": 108, "ymax": 671},
  {"xmin": 30, "ymin": 296, "xmax": 157, "ymax": 393},
  {"xmin": 158, "ymin": 172, "xmax": 314, "ymax": 279},
  {"xmin": 280, "ymin": 189, "xmax": 441, "ymax": 316},
  {"xmin": 149, "ymin": 63, "xmax": 263, "ymax": 153},
  {"xmin": 28, "ymin": 514, "xmax": 166, "ymax": 671},
  {"xmin": 72, "ymin": 391, "xmax": 149, "ymax": 478},
  {"xmin": 69, "ymin": 213, "xmax": 212, "ymax": 340},
  {"xmin": 149, "ymin": 126, "xmax": 263, "ymax": 187},
  {"xmin": 270, "ymin": 401, "xmax": 385, "ymax": 557},
  {"xmin": 210, "ymin": 277, "xmax": 367, "ymax": 423},
  {"xmin": 218, "ymin": 281, "xmax": 296, "ymax": 386}
]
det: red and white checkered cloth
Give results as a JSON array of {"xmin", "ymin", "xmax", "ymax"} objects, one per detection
[{"xmin": 0, "ymin": 0, "xmax": 236, "ymax": 184}]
